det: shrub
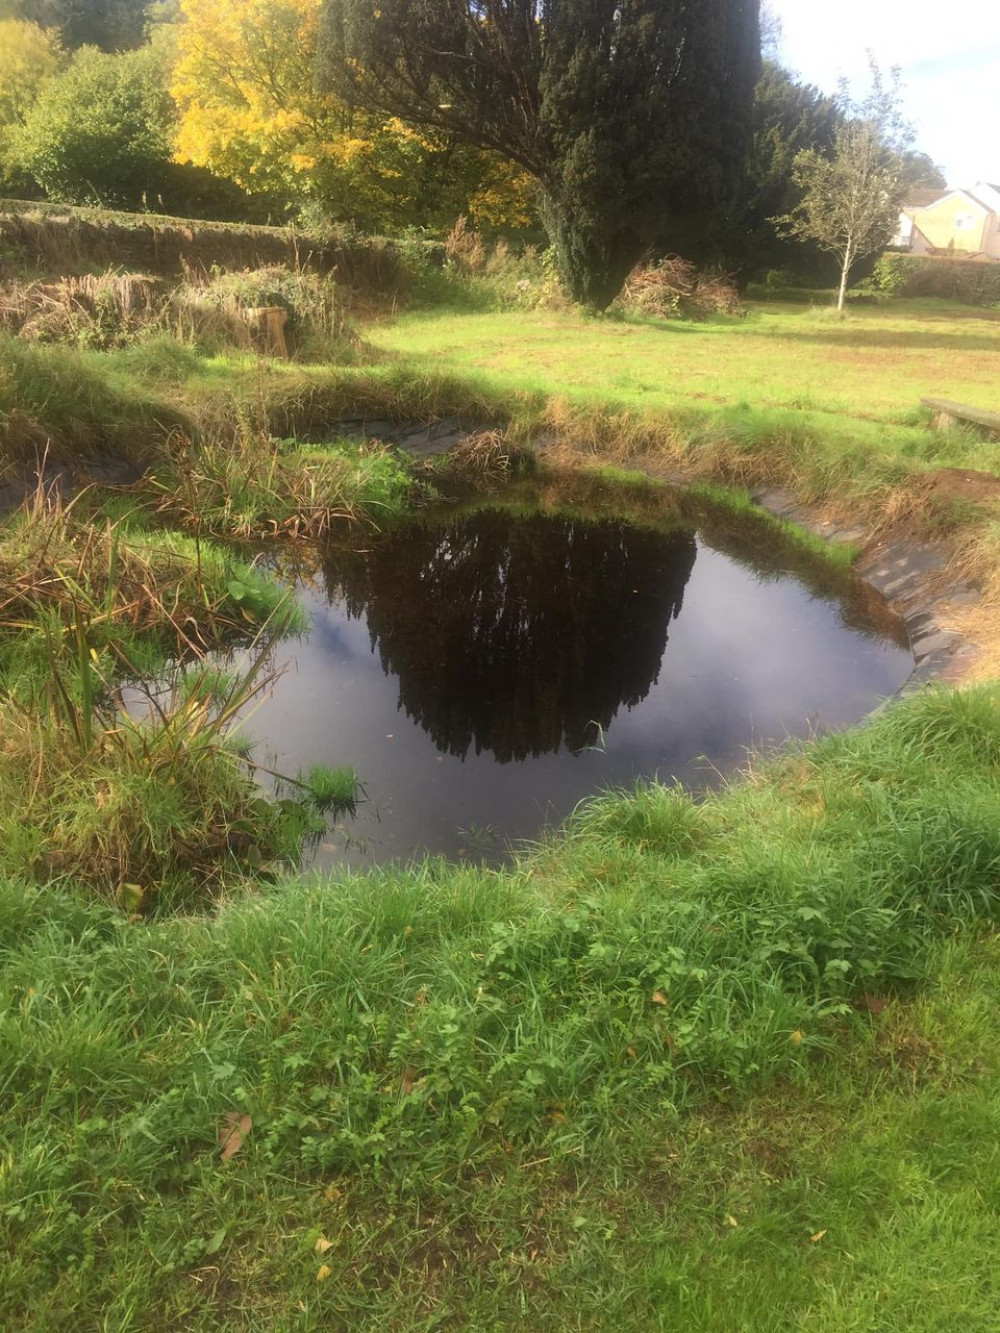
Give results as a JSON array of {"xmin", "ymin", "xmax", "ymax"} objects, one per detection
[
  {"xmin": 188, "ymin": 266, "xmax": 351, "ymax": 357},
  {"xmin": 870, "ymin": 252, "xmax": 1000, "ymax": 306},
  {"xmin": 395, "ymin": 218, "xmax": 564, "ymax": 310},
  {"xmin": 12, "ymin": 46, "xmax": 174, "ymax": 209}
]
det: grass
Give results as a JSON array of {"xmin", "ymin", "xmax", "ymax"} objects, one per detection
[
  {"xmin": 5, "ymin": 687, "xmax": 1000, "ymax": 1325},
  {"xmin": 357, "ymin": 302, "xmax": 1000, "ymax": 540},
  {"xmin": 4, "ymin": 267, "xmax": 1000, "ymax": 1326},
  {"xmin": 0, "ymin": 332, "xmax": 181, "ymax": 466},
  {"xmin": 0, "ymin": 484, "xmax": 295, "ymax": 656},
  {"xmin": 148, "ymin": 425, "xmax": 415, "ymax": 540},
  {"xmin": 0, "ymin": 332, "xmax": 417, "ymax": 535},
  {"xmin": 369, "ymin": 302, "xmax": 1000, "ymax": 425}
]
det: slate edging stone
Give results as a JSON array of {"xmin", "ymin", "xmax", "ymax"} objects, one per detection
[{"xmin": 748, "ymin": 485, "xmax": 979, "ymax": 704}]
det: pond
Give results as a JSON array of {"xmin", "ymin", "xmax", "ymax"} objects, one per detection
[{"xmin": 229, "ymin": 474, "xmax": 912, "ymax": 867}]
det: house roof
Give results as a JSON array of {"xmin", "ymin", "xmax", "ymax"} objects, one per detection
[
  {"xmin": 909, "ymin": 184, "xmax": 1000, "ymax": 217},
  {"xmin": 904, "ymin": 188, "xmax": 950, "ymax": 208},
  {"xmin": 967, "ymin": 182, "xmax": 1000, "ymax": 213}
]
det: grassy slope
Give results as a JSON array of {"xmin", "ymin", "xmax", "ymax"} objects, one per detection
[
  {"xmin": 5, "ymin": 298, "xmax": 1000, "ymax": 1328},
  {"xmin": 5, "ymin": 688, "xmax": 1000, "ymax": 1329}
]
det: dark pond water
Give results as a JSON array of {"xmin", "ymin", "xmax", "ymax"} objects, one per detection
[{"xmin": 226, "ymin": 477, "xmax": 912, "ymax": 867}]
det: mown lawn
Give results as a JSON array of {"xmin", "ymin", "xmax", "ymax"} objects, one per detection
[{"xmin": 369, "ymin": 300, "xmax": 1000, "ymax": 426}]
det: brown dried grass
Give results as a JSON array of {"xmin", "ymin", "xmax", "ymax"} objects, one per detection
[
  {"xmin": 617, "ymin": 257, "xmax": 743, "ymax": 320},
  {"xmin": 446, "ymin": 429, "xmax": 535, "ymax": 478},
  {"xmin": 0, "ymin": 479, "xmax": 255, "ymax": 653}
]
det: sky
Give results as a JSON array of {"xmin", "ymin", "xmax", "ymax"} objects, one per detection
[{"xmin": 768, "ymin": 0, "xmax": 1000, "ymax": 187}]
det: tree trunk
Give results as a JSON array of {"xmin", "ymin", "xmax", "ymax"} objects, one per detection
[{"xmin": 836, "ymin": 245, "xmax": 853, "ymax": 313}]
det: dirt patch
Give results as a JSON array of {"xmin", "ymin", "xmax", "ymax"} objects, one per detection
[
  {"xmin": 742, "ymin": 1135, "xmax": 792, "ymax": 1180},
  {"xmin": 922, "ymin": 467, "xmax": 1000, "ymax": 510}
]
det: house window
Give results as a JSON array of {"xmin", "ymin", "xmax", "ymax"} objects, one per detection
[{"xmin": 955, "ymin": 213, "xmax": 976, "ymax": 229}]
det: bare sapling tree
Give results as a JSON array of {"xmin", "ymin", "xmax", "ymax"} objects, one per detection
[{"xmin": 779, "ymin": 61, "xmax": 910, "ymax": 312}]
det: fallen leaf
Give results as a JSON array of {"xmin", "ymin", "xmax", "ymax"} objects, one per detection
[
  {"xmin": 626, "ymin": 1046, "xmax": 637, "ymax": 1058},
  {"xmin": 118, "ymin": 882, "xmax": 146, "ymax": 912},
  {"xmin": 218, "ymin": 1112, "xmax": 252, "ymax": 1160},
  {"xmin": 810, "ymin": 1229, "xmax": 828, "ymax": 1243},
  {"xmin": 651, "ymin": 990, "xmax": 669, "ymax": 1006},
  {"xmin": 316, "ymin": 1264, "xmax": 332, "ymax": 1283},
  {"xmin": 725, "ymin": 1215, "xmax": 739, "ymax": 1228},
  {"xmin": 789, "ymin": 1030, "xmax": 804, "ymax": 1046},
  {"xmin": 204, "ymin": 1226, "xmax": 227, "ymax": 1256},
  {"xmin": 314, "ymin": 1237, "xmax": 333, "ymax": 1254}
]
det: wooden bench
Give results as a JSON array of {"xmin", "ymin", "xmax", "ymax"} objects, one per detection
[{"xmin": 921, "ymin": 397, "xmax": 1000, "ymax": 437}]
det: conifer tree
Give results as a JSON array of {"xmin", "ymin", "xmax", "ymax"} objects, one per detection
[{"xmin": 319, "ymin": 0, "xmax": 761, "ymax": 308}]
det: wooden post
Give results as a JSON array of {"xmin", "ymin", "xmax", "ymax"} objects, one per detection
[{"xmin": 245, "ymin": 305, "xmax": 289, "ymax": 358}]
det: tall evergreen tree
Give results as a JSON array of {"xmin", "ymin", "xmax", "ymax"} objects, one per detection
[
  {"xmin": 319, "ymin": 0, "xmax": 761, "ymax": 308},
  {"xmin": 717, "ymin": 60, "xmax": 842, "ymax": 282}
]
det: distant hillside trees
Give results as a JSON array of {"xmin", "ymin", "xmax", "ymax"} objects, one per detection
[
  {"xmin": 318, "ymin": 0, "xmax": 762, "ymax": 308},
  {"xmin": 0, "ymin": 17, "xmax": 62, "ymax": 194},
  {"xmin": 899, "ymin": 150, "xmax": 946, "ymax": 193},
  {"xmin": 10, "ymin": 0, "xmax": 153, "ymax": 52},
  {"xmin": 719, "ymin": 60, "xmax": 842, "ymax": 282}
]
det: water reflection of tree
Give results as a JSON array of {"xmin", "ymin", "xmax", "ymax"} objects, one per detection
[{"xmin": 321, "ymin": 508, "xmax": 697, "ymax": 762}]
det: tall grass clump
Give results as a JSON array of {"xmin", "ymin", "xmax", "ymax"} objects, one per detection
[
  {"xmin": 0, "ymin": 272, "xmax": 168, "ymax": 349},
  {"xmin": 0, "ymin": 638, "xmax": 327, "ymax": 910},
  {"xmin": 149, "ymin": 420, "xmax": 415, "ymax": 539},
  {"xmin": 0, "ymin": 266, "xmax": 364, "ymax": 362},
  {"xmin": 0, "ymin": 484, "xmax": 298, "ymax": 679},
  {"xmin": 0, "ymin": 482, "xmax": 345, "ymax": 907}
]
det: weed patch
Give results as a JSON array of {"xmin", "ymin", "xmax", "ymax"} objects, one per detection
[{"xmin": 148, "ymin": 426, "xmax": 415, "ymax": 540}]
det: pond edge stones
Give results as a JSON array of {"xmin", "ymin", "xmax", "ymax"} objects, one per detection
[{"xmin": 749, "ymin": 485, "xmax": 980, "ymax": 705}]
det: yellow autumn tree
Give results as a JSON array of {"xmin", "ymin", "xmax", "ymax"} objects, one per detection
[{"xmin": 170, "ymin": 0, "xmax": 535, "ymax": 232}]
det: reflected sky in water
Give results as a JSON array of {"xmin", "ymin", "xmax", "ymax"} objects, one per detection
[{"xmin": 230, "ymin": 493, "xmax": 912, "ymax": 867}]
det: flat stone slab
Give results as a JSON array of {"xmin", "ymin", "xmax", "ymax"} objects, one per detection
[{"xmin": 922, "ymin": 397, "xmax": 1000, "ymax": 436}]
